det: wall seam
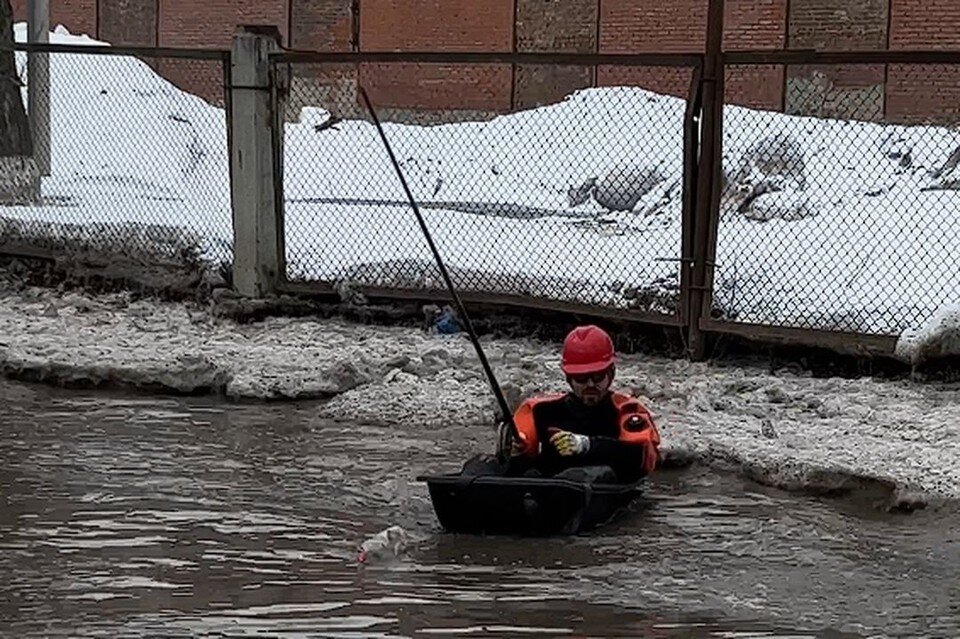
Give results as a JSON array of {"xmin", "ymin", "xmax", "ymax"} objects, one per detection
[{"xmin": 884, "ymin": 0, "xmax": 892, "ymax": 120}]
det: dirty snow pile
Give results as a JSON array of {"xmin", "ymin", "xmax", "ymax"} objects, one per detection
[
  {"xmin": 1, "ymin": 280, "xmax": 958, "ymax": 506},
  {"xmin": 3, "ymin": 24, "xmax": 960, "ymax": 358}
]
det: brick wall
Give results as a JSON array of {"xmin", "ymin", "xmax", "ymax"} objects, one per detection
[
  {"xmin": 286, "ymin": 63, "xmax": 359, "ymax": 121},
  {"xmin": 786, "ymin": 64, "xmax": 885, "ymax": 120},
  {"xmin": 157, "ymin": 0, "xmax": 288, "ymax": 48},
  {"xmin": 514, "ymin": 0, "xmax": 596, "ymax": 109},
  {"xmin": 358, "ymin": 0, "xmax": 513, "ymax": 115},
  {"xmin": 517, "ymin": 0, "xmax": 597, "ymax": 53},
  {"xmin": 725, "ymin": 65, "xmax": 783, "ymax": 111},
  {"xmin": 786, "ymin": 0, "xmax": 889, "ymax": 120},
  {"xmin": 287, "ymin": 2, "xmax": 356, "ymax": 125},
  {"xmin": 723, "ymin": 0, "xmax": 786, "ymax": 50},
  {"xmin": 887, "ymin": 0, "xmax": 960, "ymax": 122},
  {"xmin": 156, "ymin": 57, "xmax": 226, "ymax": 105},
  {"xmin": 597, "ymin": 65, "xmax": 694, "ymax": 100},
  {"xmin": 55, "ymin": 0, "xmax": 98, "ymax": 37},
  {"xmin": 600, "ymin": 0, "xmax": 708, "ymax": 53},
  {"xmin": 890, "ymin": 0, "xmax": 960, "ymax": 49},
  {"xmin": 515, "ymin": 65, "xmax": 593, "ymax": 110},
  {"xmin": 722, "ymin": 0, "xmax": 786, "ymax": 111},
  {"xmin": 790, "ymin": 0, "xmax": 888, "ymax": 50},
  {"xmin": 12, "ymin": 0, "xmax": 98, "ymax": 37},
  {"xmin": 99, "ymin": 0, "xmax": 157, "ymax": 46},
  {"xmin": 359, "ymin": 62, "xmax": 511, "ymax": 111},
  {"xmin": 360, "ymin": 0, "xmax": 513, "ymax": 52},
  {"xmin": 21, "ymin": 0, "xmax": 960, "ymax": 123},
  {"xmin": 887, "ymin": 64, "xmax": 960, "ymax": 123},
  {"xmin": 290, "ymin": 0, "xmax": 353, "ymax": 51},
  {"xmin": 155, "ymin": 0, "xmax": 287, "ymax": 106}
]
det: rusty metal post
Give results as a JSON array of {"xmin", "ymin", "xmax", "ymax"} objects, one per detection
[
  {"xmin": 679, "ymin": 64, "xmax": 702, "ymax": 331},
  {"xmin": 687, "ymin": 0, "xmax": 725, "ymax": 361}
]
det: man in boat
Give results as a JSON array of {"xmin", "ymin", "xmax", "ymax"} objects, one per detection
[{"xmin": 503, "ymin": 324, "xmax": 661, "ymax": 482}]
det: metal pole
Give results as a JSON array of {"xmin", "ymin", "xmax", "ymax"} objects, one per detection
[
  {"xmin": 687, "ymin": 0, "xmax": 724, "ymax": 360},
  {"xmin": 27, "ymin": 0, "xmax": 50, "ymax": 176},
  {"xmin": 359, "ymin": 87, "xmax": 521, "ymax": 462}
]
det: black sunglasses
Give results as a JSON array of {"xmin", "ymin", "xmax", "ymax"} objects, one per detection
[{"xmin": 567, "ymin": 369, "xmax": 611, "ymax": 385}]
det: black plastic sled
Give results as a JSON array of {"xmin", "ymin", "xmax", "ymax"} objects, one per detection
[{"xmin": 417, "ymin": 465, "xmax": 644, "ymax": 536}]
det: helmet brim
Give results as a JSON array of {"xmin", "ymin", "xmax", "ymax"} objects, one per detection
[{"xmin": 561, "ymin": 358, "xmax": 616, "ymax": 375}]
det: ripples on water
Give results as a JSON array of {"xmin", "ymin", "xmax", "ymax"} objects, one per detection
[{"xmin": 1, "ymin": 381, "xmax": 958, "ymax": 638}]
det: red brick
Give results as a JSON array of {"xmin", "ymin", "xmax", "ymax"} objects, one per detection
[
  {"xmin": 887, "ymin": 64, "xmax": 960, "ymax": 123},
  {"xmin": 360, "ymin": 0, "xmax": 512, "ymax": 52},
  {"xmin": 359, "ymin": 62, "xmax": 511, "ymax": 111},
  {"xmin": 158, "ymin": 0, "xmax": 288, "ymax": 48},
  {"xmin": 597, "ymin": 65, "xmax": 695, "ymax": 100},
  {"xmin": 291, "ymin": 0, "xmax": 353, "ymax": 51},
  {"xmin": 723, "ymin": 0, "xmax": 786, "ymax": 51},
  {"xmin": 514, "ymin": 65, "xmax": 593, "ymax": 109},
  {"xmin": 287, "ymin": 63, "xmax": 359, "ymax": 120},
  {"xmin": 786, "ymin": 64, "xmax": 885, "ymax": 120},
  {"xmin": 890, "ymin": 0, "xmax": 960, "ymax": 49},
  {"xmin": 10, "ymin": 0, "xmax": 97, "ymax": 39},
  {"xmin": 789, "ymin": 0, "xmax": 888, "ymax": 50},
  {"xmin": 13, "ymin": 0, "xmax": 97, "ymax": 37},
  {"xmin": 98, "ymin": 0, "xmax": 157, "ymax": 46},
  {"xmin": 517, "ymin": 0, "xmax": 597, "ymax": 53},
  {"xmin": 155, "ymin": 57, "xmax": 227, "ymax": 105},
  {"xmin": 724, "ymin": 65, "xmax": 783, "ymax": 111},
  {"xmin": 600, "ymin": 0, "xmax": 708, "ymax": 53}
]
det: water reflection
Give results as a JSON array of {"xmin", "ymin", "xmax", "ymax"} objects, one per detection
[{"xmin": 1, "ymin": 380, "xmax": 957, "ymax": 638}]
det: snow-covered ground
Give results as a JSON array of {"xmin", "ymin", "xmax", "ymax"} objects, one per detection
[
  {"xmin": 1, "ymin": 279, "xmax": 958, "ymax": 506},
  {"xmin": 2, "ymin": 25, "xmax": 960, "ymax": 354}
]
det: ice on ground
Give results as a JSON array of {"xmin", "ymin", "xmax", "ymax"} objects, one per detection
[
  {"xmin": 895, "ymin": 305, "xmax": 960, "ymax": 366},
  {"xmin": 1, "ymin": 281, "xmax": 958, "ymax": 505}
]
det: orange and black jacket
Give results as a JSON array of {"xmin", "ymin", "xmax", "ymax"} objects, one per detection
[{"xmin": 511, "ymin": 391, "xmax": 661, "ymax": 482}]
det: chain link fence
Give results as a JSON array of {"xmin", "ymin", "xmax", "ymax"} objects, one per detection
[
  {"xmin": 712, "ymin": 56, "xmax": 960, "ymax": 337},
  {"xmin": 276, "ymin": 55, "xmax": 699, "ymax": 322},
  {"xmin": 0, "ymin": 43, "xmax": 232, "ymax": 270}
]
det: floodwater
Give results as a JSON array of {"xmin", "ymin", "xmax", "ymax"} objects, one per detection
[{"xmin": 1, "ymin": 380, "xmax": 958, "ymax": 638}]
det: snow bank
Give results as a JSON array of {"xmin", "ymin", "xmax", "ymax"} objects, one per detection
[
  {"xmin": 6, "ymin": 24, "xmax": 233, "ymax": 263},
  {"xmin": 895, "ymin": 305, "xmax": 960, "ymax": 366},
  {"xmin": 1, "ymin": 280, "xmax": 958, "ymax": 506},
  {"xmin": 3, "ymin": 24, "xmax": 960, "ymax": 355}
]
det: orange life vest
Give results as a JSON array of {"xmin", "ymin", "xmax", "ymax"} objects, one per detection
[{"xmin": 512, "ymin": 391, "xmax": 661, "ymax": 477}]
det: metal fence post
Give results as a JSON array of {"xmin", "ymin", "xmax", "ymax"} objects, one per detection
[
  {"xmin": 229, "ymin": 25, "xmax": 282, "ymax": 298},
  {"xmin": 27, "ymin": 0, "xmax": 50, "ymax": 176},
  {"xmin": 687, "ymin": 0, "xmax": 725, "ymax": 361}
]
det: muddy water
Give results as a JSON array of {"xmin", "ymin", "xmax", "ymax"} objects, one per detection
[{"xmin": 1, "ymin": 380, "xmax": 958, "ymax": 638}]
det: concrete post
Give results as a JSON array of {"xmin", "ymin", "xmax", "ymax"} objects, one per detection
[
  {"xmin": 229, "ymin": 26, "xmax": 282, "ymax": 298},
  {"xmin": 27, "ymin": 0, "xmax": 50, "ymax": 176}
]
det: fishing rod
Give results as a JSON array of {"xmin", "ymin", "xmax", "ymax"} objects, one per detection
[{"xmin": 358, "ymin": 87, "xmax": 519, "ymax": 463}]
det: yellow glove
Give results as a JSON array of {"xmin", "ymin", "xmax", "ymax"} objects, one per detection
[{"xmin": 549, "ymin": 429, "xmax": 591, "ymax": 456}]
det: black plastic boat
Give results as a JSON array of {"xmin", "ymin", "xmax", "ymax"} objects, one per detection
[{"xmin": 417, "ymin": 469, "xmax": 644, "ymax": 536}]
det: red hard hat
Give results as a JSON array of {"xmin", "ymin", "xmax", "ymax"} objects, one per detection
[{"xmin": 561, "ymin": 325, "xmax": 616, "ymax": 375}]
